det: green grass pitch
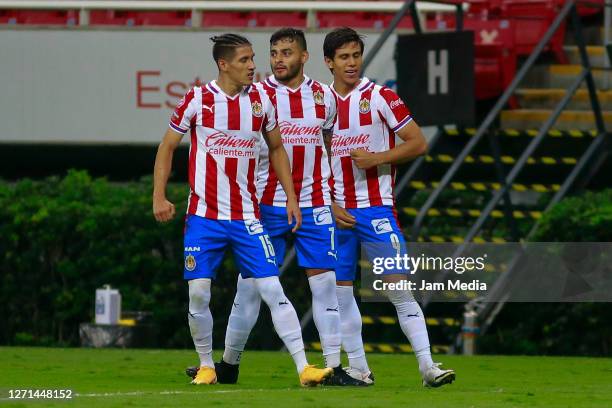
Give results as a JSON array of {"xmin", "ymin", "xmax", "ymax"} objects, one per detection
[{"xmin": 1, "ymin": 347, "xmax": 611, "ymax": 407}]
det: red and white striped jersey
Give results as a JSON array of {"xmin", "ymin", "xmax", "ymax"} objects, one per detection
[
  {"xmin": 256, "ymin": 75, "xmax": 336, "ymax": 208},
  {"xmin": 330, "ymin": 77, "xmax": 412, "ymax": 209},
  {"xmin": 169, "ymin": 80, "xmax": 277, "ymax": 221}
]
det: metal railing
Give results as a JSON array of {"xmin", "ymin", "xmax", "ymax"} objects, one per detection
[
  {"xmin": 0, "ymin": 1, "xmax": 459, "ymax": 29},
  {"xmin": 473, "ymin": 1, "xmax": 612, "ymax": 339}
]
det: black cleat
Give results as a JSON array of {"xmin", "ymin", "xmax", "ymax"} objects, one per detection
[
  {"xmin": 214, "ymin": 360, "xmax": 240, "ymax": 384},
  {"xmin": 186, "ymin": 360, "xmax": 240, "ymax": 384},
  {"xmin": 185, "ymin": 366, "xmax": 199, "ymax": 379},
  {"xmin": 323, "ymin": 365, "xmax": 370, "ymax": 386}
]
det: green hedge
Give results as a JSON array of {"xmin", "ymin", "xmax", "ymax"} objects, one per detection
[
  {"xmin": 478, "ymin": 189, "xmax": 612, "ymax": 356},
  {"xmin": 0, "ymin": 171, "xmax": 312, "ymax": 348}
]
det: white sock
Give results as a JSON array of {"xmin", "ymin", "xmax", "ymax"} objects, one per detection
[
  {"xmin": 386, "ymin": 289, "xmax": 434, "ymax": 373},
  {"xmin": 188, "ymin": 278, "xmax": 214, "ymax": 368},
  {"xmin": 223, "ymin": 276, "xmax": 262, "ymax": 365},
  {"xmin": 336, "ymin": 285, "xmax": 370, "ymax": 373},
  {"xmin": 308, "ymin": 272, "xmax": 342, "ymax": 368},
  {"xmin": 255, "ymin": 276, "xmax": 307, "ymax": 373}
]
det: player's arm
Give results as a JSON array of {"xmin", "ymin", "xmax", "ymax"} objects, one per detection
[
  {"xmin": 350, "ymin": 120, "xmax": 427, "ymax": 169},
  {"xmin": 153, "ymin": 128, "xmax": 183, "ymax": 222},
  {"xmin": 322, "ymin": 128, "xmax": 333, "ymax": 160},
  {"xmin": 323, "ymin": 127, "xmax": 356, "ymax": 229},
  {"xmin": 351, "ymin": 88, "xmax": 427, "ymax": 170},
  {"xmin": 263, "ymin": 126, "xmax": 302, "ymax": 232},
  {"xmin": 154, "ymin": 88, "xmax": 196, "ymax": 222}
]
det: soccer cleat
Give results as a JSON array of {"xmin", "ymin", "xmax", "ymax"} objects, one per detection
[
  {"xmin": 186, "ymin": 361, "xmax": 240, "ymax": 384},
  {"xmin": 323, "ymin": 366, "xmax": 370, "ymax": 386},
  {"xmin": 344, "ymin": 367, "xmax": 375, "ymax": 385},
  {"xmin": 186, "ymin": 366, "xmax": 198, "ymax": 379},
  {"xmin": 299, "ymin": 365, "xmax": 334, "ymax": 387},
  {"xmin": 214, "ymin": 360, "xmax": 240, "ymax": 384},
  {"xmin": 191, "ymin": 366, "xmax": 217, "ymax": 385},
  {"xmin": 421, "ymin": 362, "xmax": 455, "ymax": 388}
]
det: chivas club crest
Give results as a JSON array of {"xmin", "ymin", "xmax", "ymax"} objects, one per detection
[
  {"xmin": 185, "ymin": 254, "xmax": 196, "ymax": 271},
  {"xmin": 313, "ymin": 90, "xmax": 325, "ymax": 106},
  {"xmin": 251, "ymin": 101, "xmax": 264, "ymax": 117},
  {"xmin": 359, "ymin": 98, "xmax": 371, "ymax": 114}
]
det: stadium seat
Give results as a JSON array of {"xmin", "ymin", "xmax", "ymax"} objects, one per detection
[
  {"xmin": 317, "ymin": 11, "xmax": 413, "ymax": 29},
  {"xmin": 0, "ymin": 10, "xmax": 79, "ymax": 25},
  {"xmin": 500, "ymin": 0, "xmax": 568, "ymax": 63},
  {"xmin": 463, "ymin": 17, "xmax": 518, "ymax": 104},
  {"xmin": 465, "ymin": 0, "xmax": 504, "ymax": 17},
  {"xmin": 90, "ymin": 10, "xmax": 190, "ymax": 27},
  {"xmin": 201, "ymin": 11, "xmax": 255, "ymax": 28},
  {"xmin": 135, "ymin": 11, "xmax": 191, "ymax": 27},
  {"xmin": 577, "ymin": 0, "xmax": 604, "ymax": 17},
  {"xmin": 475, "ymin": 43, "xmax": 518, "ymax": 104},
  {"xmin": 256, "ymin": 12, "xmax": 307, "ymax": 28}
]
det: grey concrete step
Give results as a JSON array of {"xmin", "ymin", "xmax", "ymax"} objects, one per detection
[
  {"xmin": 522, "ymin": 64, "xmax": 612, "ymax": 89},
  {"xmin": 565, "ymin": 26, "xmax": 607, "ymax": 46},
  {"xmin": 501, "ymin": 109, "xmax": 612, "ymax": 130},
  {"xmin": 564, "ymin": 45, "xmax": 608, "ymax": 66},
  {"xmin": 515, "ymin": 88, "xmax": 612, "ymax": 110}
]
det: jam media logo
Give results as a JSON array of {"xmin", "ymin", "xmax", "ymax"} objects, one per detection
[
  {"xmin": 371, "ymin": 218, "xmax": 393, "ymax": 234},
  {"xmin": 245, "ymin": 219, "xmax": 264, "ymax": 235},
  {"xmin": 251, "ymin": 101, "xmax": 264, "ymax": 117},
  {"xmin": 359, "ymin": 98, "xmax": 371, "ymax": 114},
  {"xmin": 313, "ymin": 90, "xmax": 325, "ymax": 106},
  {"xmin": 185, "ymin": 254, "xmax": 197, "ymax": 271},
  {"xmin": 205, "ymin": 132, "xmax": 257, "ymax": 149},
  {"xmin": 313, "ymin": 207, "xmax": 333, "ymax": 225}
]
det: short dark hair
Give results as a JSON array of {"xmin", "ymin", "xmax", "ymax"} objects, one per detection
[
  {"xmin": 323, "ymin": 27, "xmax": 365, "ymax": 59},
  {"xmin": 210, "ymin": 33, "xmax": 252, "ymax": 63},
  {"xmin": 270, "ymin": 27, "xmax": 307, "ymax": 51}
]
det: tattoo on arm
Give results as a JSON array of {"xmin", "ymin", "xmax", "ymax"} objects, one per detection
[{"xmin": 322, "ymin": 129, "xmax": 333, "ymax": 160}]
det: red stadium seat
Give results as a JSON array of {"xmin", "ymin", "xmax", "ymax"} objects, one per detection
[
  {"xmin": 136, "ymin": 11, "xmax": 191, "ymax": 26},
  {"xmin": 577, "ymin": 0, "xmax": 604, "ymax": 17},
  {"xmin": 256, "ymin": 12, "xmax": 307, "ymax": 28},
  {"xmin": 0, "ymin": 9, "xmax": 79, "ymax": 25},
  {"xmin": 462, "ymin": 17, "xmax": 518, "ymax": 104},
  {"xmin": 90, "ymin": 10, "xmax": 139, "ymax": 26},
  {"xmin": 90, "ymin": 10, "xmax": 190, "ymax": 26},
  {"xmin": 201, "ymin": 11, "xmax": 255, "ymax": 28},
  {"xmin": 465, "ymin": 0, "xmax": 504, "ymax": 17},
  {"xmin": 475, "ymin": 43, "xmax": 518, "ymax": 105},
  {"xmin": 500, "ymin": 0, "xmax": 568, "ymax": 63},
  {"xmin": 317, "ymin": 11, "xmax": 413, "ymax": 29}
]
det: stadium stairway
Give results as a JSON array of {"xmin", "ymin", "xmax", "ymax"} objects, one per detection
[{"xmin": 307, "ymin": 8, "xmax": 612, "ymax": 357}]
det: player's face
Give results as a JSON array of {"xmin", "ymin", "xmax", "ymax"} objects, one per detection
[
  {"xmin": 224, "ymin": 45, "xmax": 256, "ymax": 86},
  {"xmin": 326, "ymin": 41, "xmax": 363, "ymax": 88},
  {"xmin": 270, "ymin": 38, "xmax": 308, "ymax": 82}
]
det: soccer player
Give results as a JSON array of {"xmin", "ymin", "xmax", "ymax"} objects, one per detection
[
  {"xmin": 152, "ymin": 33, "xmax": 332, "ymax": 386},
  {"xmin": 205, "ymin": 28, "xmax": 366, "ymax": 387},
  {"xmin": 323, "ymin": 27, "xmax": 456, "ymax": 387}
]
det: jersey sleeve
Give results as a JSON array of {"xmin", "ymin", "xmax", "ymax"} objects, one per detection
[
  {"xmin": 322, "ymin": 86, "xmax": 337, "ymax": 131},
  {"xmin": 261, "ymin": 90, "xmax": 278, "ymax": 133},
  {"xmin": 376, "ymin": 87, "xmax": 413, "ymax": 133},
  {"xmin": 169, "ymin": 88, "xmax": 198, "ymax": 135}
]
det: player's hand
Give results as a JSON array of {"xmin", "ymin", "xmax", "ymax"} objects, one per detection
[
  {"xmin": 287, "ymin": 198, "xmax": 302, "ymax": 233},
  {"xmin": 153, "ymin": 196, "xmax": 176, "ymax": 222},
  {"xmin": 332, "ymin": 202, "xmax": 356, "ymax": 229},
  {"xmin": 350, "ymin": 148, "xmax": 381, "ymax": 169}
]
